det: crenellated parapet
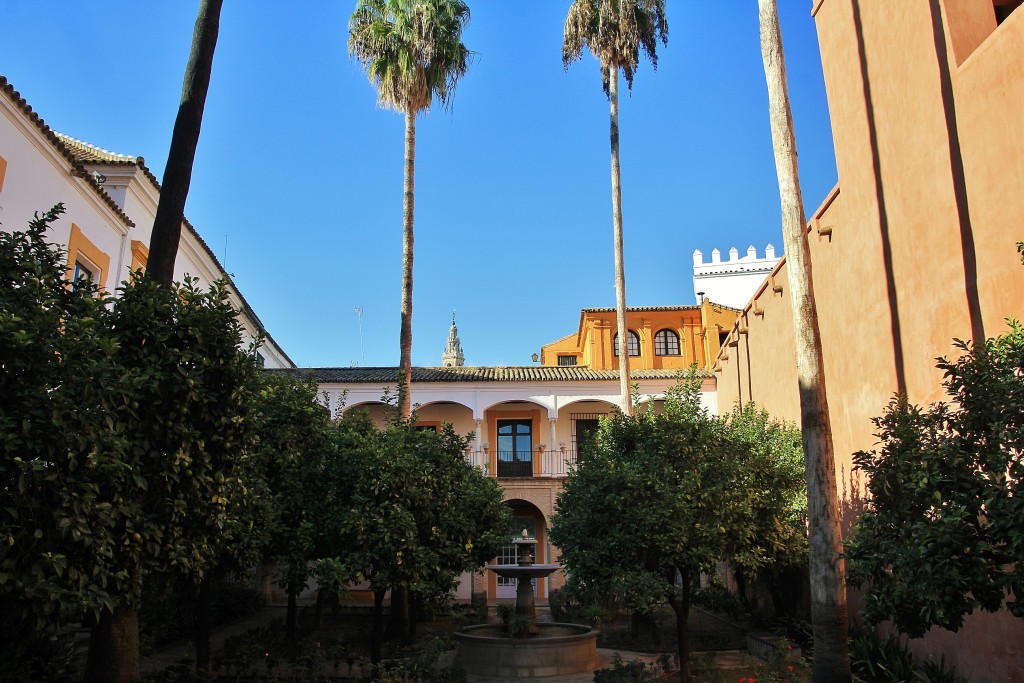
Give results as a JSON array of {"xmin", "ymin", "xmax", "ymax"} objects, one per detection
[{"xmin": 692, "ymin": 244, "xmax": 781, "ymax": 309}]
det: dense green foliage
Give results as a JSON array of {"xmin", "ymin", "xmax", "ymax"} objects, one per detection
[
  {"xmin": 729, "ymin": 403, "xmax": 808, "ymax": 576},
  {"xmin": 2, "ymin": 208, "xmax": 266, "ymax": 680},
  {"xmin": 2, "ymin": 212, "xmax": 512, "ymax": 676},
  {"xmin": 846, "ymin": 321, "xmax": 1024, "ymax": 637},
  {"xmin": 253, "ymin": 374, "xmax": 331, "ymax": 622},
  {"xmin": 330, "ymin": 413, "xmax": 511, "ymax": 662},
  {"xmin": 1, "ymin": 206, "xmax": 130, "ymax": 631},
  {"xmin": 550, "ymin": 371, "xmax": 806, "ymax": 679}
]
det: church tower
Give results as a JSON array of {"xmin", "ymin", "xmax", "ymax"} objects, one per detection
[{"xmin": 441, "ymin": 313, "xmax": 465, "ymax": 367}]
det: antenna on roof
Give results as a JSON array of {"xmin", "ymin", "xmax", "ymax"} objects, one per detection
[
  {"xmin": 223, "ymin": 233, "xmax": 228, "ymax": 270},
  {"xmin": 355, "ymin": 306, "xmax": 364, "ymax": 366}
]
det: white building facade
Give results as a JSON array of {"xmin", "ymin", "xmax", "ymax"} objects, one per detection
[
  {"xmin": 692, "ymin": 244, "xmax": 781, "ymax": 310},
  {"xmin": 0, "ymin": 76, "xmax": 292, "ymax": 368}
]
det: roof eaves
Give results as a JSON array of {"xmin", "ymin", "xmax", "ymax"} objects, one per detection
[
  {"xmin": 53, "ymin": 133, "xmax": 295, "ymax": 368},
  {"xmin": 2, "ymin": 76, "xmax": 135, "ymax": 229}
]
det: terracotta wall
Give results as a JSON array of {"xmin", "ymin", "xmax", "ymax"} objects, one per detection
[{"xmin": 714, "ymin": 2, "xmax": 1024, "ymax": 679}]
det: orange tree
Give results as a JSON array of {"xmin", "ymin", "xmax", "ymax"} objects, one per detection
[
  {"xmin": 0, "ymin": 207, "xmax": 133, "ymax": 679},
  {"xmin": 253, "ymin": 372, "xmax": 332, "ymax": 644},
  {"xmin": 551, "ymin": 372, "xmax": 803, "ymax": 681},
  {"xmin": 0, "ymin": 207, "xmax": 267, "ymax": 682},
  {"xmin": 85, "ymin": 275, "xmax": 264, "ymax": 683},
  {"xmin": 326, "ymin": 416, "xmax": 510, "ymax": 664},
  {"xmin": 846, "ymin": 321, "xmax": 1024, "ymax": 636}
]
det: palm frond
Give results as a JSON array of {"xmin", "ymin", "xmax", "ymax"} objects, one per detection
[
  {"xmin": 562, "ymin": 0, "xmax": 668, "ymax": 93},
  {"xmin": 348, "ymin": 0, "xmax": 471, "ymax": 115}
]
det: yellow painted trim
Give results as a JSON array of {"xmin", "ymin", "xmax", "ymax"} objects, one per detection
[
  {"xmin": 0, "ymin": 154, "xmax": 7, "ymax": 192},
  {"xmin": 67, "ymin": 223, "xmax": 111, "ymax": 292},
  {"xmin": 130, "ymin": 239, "xmax": 149, "ymax": 273}
]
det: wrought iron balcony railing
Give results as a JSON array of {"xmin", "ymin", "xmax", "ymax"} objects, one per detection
[{"xmin": 463, "ymin": 449, "xmax": 578, "ymax": 479}]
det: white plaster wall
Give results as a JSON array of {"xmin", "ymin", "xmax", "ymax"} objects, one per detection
[
  {"xmin": 2, "ymin": 97, "xmax": 293, "ymax": 368},
  {"xmin": 693, "ymin": 245, "xmax": 780, "ymax": 310},
  {"xmin": 1, "ymin": 105, "xmax": 131, "ymax": 293}
]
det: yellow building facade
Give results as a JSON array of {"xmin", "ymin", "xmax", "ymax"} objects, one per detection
[{"xmin": 539, "ymin": 301, "xmax": 739, "ymax": 372}]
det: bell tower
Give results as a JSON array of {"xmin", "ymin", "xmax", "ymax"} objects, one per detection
[{"xmin": 441, "ymin": 311, "xmax": 465, "ymax": 367}]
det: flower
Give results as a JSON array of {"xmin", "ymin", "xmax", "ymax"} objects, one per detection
[{"xmin": 787, "ymin": 665, "xmax": 794, "ymax": 671}]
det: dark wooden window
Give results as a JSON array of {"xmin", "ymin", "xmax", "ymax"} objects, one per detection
[
  {"xmin": 654, "ymin": 329, "xmax": 681, "ymax": 356},
  {"xmin": 497, "ymin": 419, "xmax": 533, "ymax": 477},
  {"xmin": 613, "ymin": 331, "xmax": 641, "ymax": 357},
  {"xmin": 557, "ymin": 355, "xmax": 578, "ymax": 366},
  {"xmin": 572, "ymin": 415, "xmax": 601, "ymax": 460}
]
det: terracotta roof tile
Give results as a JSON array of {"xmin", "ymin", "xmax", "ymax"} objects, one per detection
[
  {"xmin": 267, "ymin": 366, "xmax": 711, "ymax": 383},
  {"xmin": 580, "ymin": 305, "xmax": 702, "ymax": 313},
  {"xmin": 49, "ymin": 134, "xmax": 294, "ymax": 367},
  {"xmin": 1, "ymin": 76, "xmax": 134, "ymax": 229}
]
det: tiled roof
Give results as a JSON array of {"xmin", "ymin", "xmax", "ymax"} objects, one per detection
[
  {"xmin": 542, "ymin": 332, "xmax": 577, "ymax": 346},
  {"xmin": 1, "ymin": 76, "xmax": 134, "ymax": 229},
  {"xmin": 581, "ymin": 305, "xmax": 702, "ymax": 313},
  {"xmin": 50, "ymin": 135, "xmax": 295, "ymax": 368},
  {"xmin": 55, "ymin": 132, "xmax": 164, "ymax": 190},
  {"xmin": 268, "ymin": 366, "xmax": 712, "ymax": 383}
]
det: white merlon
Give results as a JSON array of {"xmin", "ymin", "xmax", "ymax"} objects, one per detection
[
  {"xmin": 692, "ymin": 243, "xmax": 782, "ymax": 309},
  {"xmin": 692, "ymin": 244, "xmax": 779, "ymax": 266}
]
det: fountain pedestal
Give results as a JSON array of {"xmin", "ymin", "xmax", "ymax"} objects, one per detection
[
  {"xmin": 492, "ymin": 536, "xmax": 552, "ymax": 618},
  {"xmin": 452, "ymin": 532, "xmax": 601, "ymax": 678}
]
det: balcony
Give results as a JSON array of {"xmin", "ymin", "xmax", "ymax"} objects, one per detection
[{"xmin": 463, "ymin": 448, "xmax": 578, "ymax": 479}]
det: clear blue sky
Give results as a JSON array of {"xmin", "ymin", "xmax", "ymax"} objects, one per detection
[{"xmin": 2, "ymin": 1, "xmax": 837, "ymax": 368}]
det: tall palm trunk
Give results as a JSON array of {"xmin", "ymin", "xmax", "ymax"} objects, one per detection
[
  {"xmin": 756, "ymin": 2, "xmax": 850, "ymax": 681},
  {"xmin": 399, "ymin": 111, "xmax": 416, "ymax": 421},
  {"xmin": 609, "ymin": 68, "xmax": 632, "ymax": 415},
  {"xmin": 147, "ymin": 0, "xmax": 222, "ymax": 286}
]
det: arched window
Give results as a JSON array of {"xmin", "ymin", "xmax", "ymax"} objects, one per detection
[
  {"xmin": 613, "ymin": 330, "xmax": 641, "ymax": 357},
  {"xmin": 654, "ymin": 329, "xmax": 681, "ymax": 356}
]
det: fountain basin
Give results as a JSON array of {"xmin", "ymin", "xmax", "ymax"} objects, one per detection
[{"xmin": 453, "ymin": 622, "xmax": 601, "ymax": 678}]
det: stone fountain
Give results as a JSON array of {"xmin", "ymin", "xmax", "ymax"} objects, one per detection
[
  {"xmin": 453, "ymin": 531, "xmax": 601, "ymax": 678},
  {"xmin": 493, "ymin": 530, "xmax": 559, "ymax": 619}
]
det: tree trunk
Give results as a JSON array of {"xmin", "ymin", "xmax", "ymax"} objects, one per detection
[
  {"xmin": 286, "ymin": 586, "xmax": 298, "ymax": 646},
  {"xmin": 146, "ymin": 0, "xmax": 223, "ymax": 286},
  {"xmin": 608, "ymin": 67, "xmax": 632, "ymax": 415},
  {"xmin": 757, "ymin": 2, "xmax": 851, "ymax": 681},
  {"xmin": 315, "ymin": 586, "xmax": 327, "ymax": 629},
  {"xmin": 409, "ymin": 590, "xmax": 423, "ymax": 637},
  {"xmin": 371, "ymin": 589, "xmax": 386, "ymax": 665},
  {"xmin": 398, "ymin": 111, "xmax": 416, "ymax": 421},
  {"xmin": 86, "ymin": 606, "xmax": 139, "ymax": 683},
  {"xmin": 195, "ymin": 575, "xmax": 213, "ymax": 676},
  {"xmin": 667, "ymin": 570, "xmax": 691, "ymax": 682},
  {"xmin": 387, "ymin": 584, "xmax": 410, "ymax": 639}
]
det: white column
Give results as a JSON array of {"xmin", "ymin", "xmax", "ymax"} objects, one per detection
[{"xmin": 548, "ymin": 417, "xmax": 557, "ymax": 477}]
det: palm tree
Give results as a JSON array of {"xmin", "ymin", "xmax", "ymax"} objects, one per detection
[
  {"xmin": 147, "ymin": 0, "xmax": 223, "ymax": 287},
  {"xmin": 756, "ymin": 1, "xmax": 851, "ymax": 680},
  {"xmin": 563, "ymin": 0, "xmax": 667, "ymax": 416},
  {"xmin": 85, "ymin": 4, "xmax": 224, "ymax": 681},
  {"xmin": 349, "ymin": 0, "xmax": 470, "ymax": 421}
]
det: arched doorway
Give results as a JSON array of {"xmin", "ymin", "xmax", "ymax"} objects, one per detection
[{"xmin": 490, "ymin": 500, "xmax": 548, "ymax": 602}]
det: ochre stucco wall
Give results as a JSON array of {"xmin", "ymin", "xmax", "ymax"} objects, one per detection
[{"xmin": 714, "ymin": 2, "xmax": 1024, "ymax": 679}]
